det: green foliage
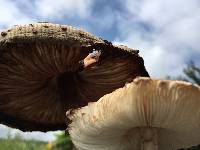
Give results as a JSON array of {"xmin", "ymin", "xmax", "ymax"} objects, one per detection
[
  {"xmin": 0, "ymin": 130, "xmax": 74, "ymax": 150},
  {"xmin": 51, "ymin": 131, "xmax": 73, "ymax": 150},
  {"xmin": 166, "ymin": 75, "xmax": 188, "ymax": 82},
  {"xmin": 184, "ymin": 62, "xmax": 200, "ymax": 85},
  {"xmin": 0, "ymin": 133, "xmax": 47, "ymax": 150}
]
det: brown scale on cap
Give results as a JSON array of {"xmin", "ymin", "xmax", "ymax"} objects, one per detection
[
  {"xmin": 0, "ymin": 23, "xmax": 149, "ymax": 132},
  {"xmin": 1, "ymin": 32, "xmax": 7, "ymax": 37}
]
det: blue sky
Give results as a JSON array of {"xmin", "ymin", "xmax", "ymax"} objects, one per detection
[{"xmin": 0, "ymin": 0, "xmax": 200, "ymax": 141}]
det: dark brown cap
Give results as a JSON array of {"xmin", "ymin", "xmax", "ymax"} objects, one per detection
[{"xmin": 0, "ymin": 23, "xmax": 149, "ymax": 131}]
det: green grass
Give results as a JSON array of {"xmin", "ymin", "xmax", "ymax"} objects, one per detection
[
  {"xmin": 0, "ymin": 132, "xmax": 73, "ymax": 150},
  {"xmin": 0, "ymin": 137, "xmax": 47, "ymax": 150}
]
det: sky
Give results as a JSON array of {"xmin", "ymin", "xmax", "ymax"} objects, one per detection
[{"xmin": 0, "ymin": 0, "xmax": 200, "ymax": 142}]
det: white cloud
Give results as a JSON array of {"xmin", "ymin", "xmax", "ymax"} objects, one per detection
[
  {"xmin": 0, "ymin": 0, "xmax": 94, "ymax": 29},
  {"xmin": 114, "ymin": 34, "xmax": 185, "ymax": 78},
  {"xmin": 0, "ymin": 124, "xmax": 60, "ymax": 142},
  {"xmin": 0, "ymin": 0, "xmax": 34, "ymax": 28},
  {"xmin": 34, "ymin": 0, "xmax": 93, "ymax": 19},
  {"xmin": 114, "ymin": 0, "xmax": 200, "ymax": 78},
  {"xmin": 91, "ymin": 6, "xmax": 116, "ymax": 30}
]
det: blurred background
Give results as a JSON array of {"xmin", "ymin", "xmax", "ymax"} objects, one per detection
[{"xmin": 0, "ymin": 0, "xmax": 199, "ymax": 149}]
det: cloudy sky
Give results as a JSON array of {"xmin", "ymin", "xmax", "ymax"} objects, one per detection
[{"xmin": 0, "ymin": 0, "xmax": 200, "ymax": 141}]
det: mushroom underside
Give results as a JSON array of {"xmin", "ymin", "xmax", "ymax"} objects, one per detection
[
  {"xmin": 68, "ymin": 77, "xmax": 200, "ymax": 150},
  {"xmin": 0, "ymin": 40, "xmax": 148, "ymax": 131}
]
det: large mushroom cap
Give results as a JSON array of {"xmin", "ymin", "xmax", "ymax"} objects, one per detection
[
  {"xmin": 0, "ymin": 23, "xmax": 149, "ymax": 131},
  {"xmin": 68, "ymin": 77, "xmax": 200, "ymax": 150}
]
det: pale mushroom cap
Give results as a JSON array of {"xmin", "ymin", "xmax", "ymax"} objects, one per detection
[{"xmin": 68, "ymin": 77, "xmax": 200, "ymax": 150}]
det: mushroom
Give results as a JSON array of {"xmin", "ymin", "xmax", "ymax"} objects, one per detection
[
  {"xmin": 0, "ymin": 23, "xmax": 149, "ymax": 131},
  {"xmin": 67, "ymin": 77, "xmax": 200, "ymax": 150}
]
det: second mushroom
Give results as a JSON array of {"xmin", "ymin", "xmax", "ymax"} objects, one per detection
[{"xmin": 68, "ymin": 77, "xmax": 200, "ymax": 150}]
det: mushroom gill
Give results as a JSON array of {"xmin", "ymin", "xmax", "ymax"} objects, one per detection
[
  {"xmin": 0, "ymin": 23, "xmax": 149, "ymax": 131},
  {"xmin": 68, "ymin": 77, "xmax": 200, "ymax": 150}
]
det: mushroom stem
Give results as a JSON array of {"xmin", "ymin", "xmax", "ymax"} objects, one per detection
[{"xmin": 140, "ymin": 127, "xmax": 158, "ymax": 150}]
